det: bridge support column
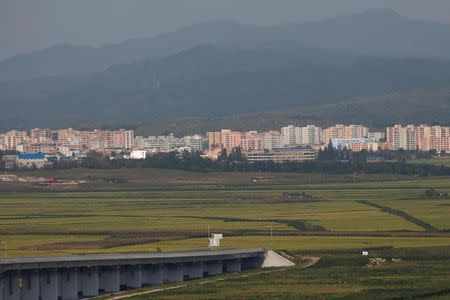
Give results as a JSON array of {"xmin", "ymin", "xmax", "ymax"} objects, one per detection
[
  {"xmin": 79, "ymin": 267, "xmax": 98, "ymax": 298},
  {"xmin": 21, "ymin": 270, "xmax": 40, "ymax": 300},
  {"xmin": 205, "ymin": 261, "xmax": 223, "ymax": 276},
  {"xmin": 224, "ymin": 259, "xmax": 241, "ymax": 273},
  {"xmin": 183, "ymin": 262, "xmax": 203, "ymax": 280},
  {"xmin": 120, "ymin": 265, "xmax": 142, "ymax": 289},
  {"xmin": 59, "ymin": 268, "xmax": 79, "ymax": 300},
  {"xmin": 0, "ymin": 274, "xmax": 3, "ymax": 300},
  {"xmin": 39, "ymin": 269, "xmax": 59, "ymax": 300},
  {"xmin": 99, "ymin": 266, "xmax": 120, "ymax": 293},
  {"xmin": 242, "ymin": 256, "xmax": 264, "ymax": 270},
  {"xmin": 164, "ymin": 264, "xmax": 183, "ymax": 283},
  {"xmin": 142, "ymin": 265, "xmax": 162, "ymax": 286},
  {"xmin": 2, "ymin": 271, "xmax": 20, "ymax": 300}
]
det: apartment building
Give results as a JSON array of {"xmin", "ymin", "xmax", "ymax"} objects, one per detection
[
  {"xmin": 134, "ymin": 134, "xmax": 185, "ymax": 151},
  {"xmin": 323, "ymin": 124, "xmax": 368, "ymax": 143},
  {"xmin": 78, "ymin": 129, "xmax": 134, "ymax": 150},
  {"xmin": 183, "ymin": 135, "xmax": 208, "ymax": 151},
  {"xmin": 368, "ymin": 131, "xmax": 386, "ymax": 141},
  {"xmin": 30, "ymin": 128, "xmax": 53, "ymax": 144},
  {"xmin": 3, "ymin": 130, "xmax": 28, "ymax": 150},
  {"xmin": 240, "ymin": 131, "xmax": 262, "ymax": 152},
  {"xmin": 0, "ymin": 133, "xmax": 5, "ymax": 151},
  {"xmin": 386, "ymin": 125, "xmax": 417, "ymax": 150},
  {"xmin": 281, "ymin": 125, "xmax": 323, "ymax": 146},
  {"xmin": 57, "ymin": 128, "xmax": 82, "ymax": 149},
  {"xmin": 416, "ymin": 125, "xmax": 450, "ymax": 152},
  {"xmin": 261, "ymin": 131, "xmax": 282, "ymax": 150}
]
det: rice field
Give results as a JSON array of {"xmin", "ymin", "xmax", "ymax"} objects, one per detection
[{"xmin": 0, "ymin": 169, "xmax": 449, "ymax": 258}]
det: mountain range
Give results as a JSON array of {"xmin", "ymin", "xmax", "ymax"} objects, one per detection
[{"xmin": 1, "ymin": 9, "xmax": 450, "ymax": 132}]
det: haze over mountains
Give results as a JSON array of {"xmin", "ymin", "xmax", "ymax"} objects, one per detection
[{"xmin": 1, "ymin": 9, "xmax": 450, "ymax": 132}]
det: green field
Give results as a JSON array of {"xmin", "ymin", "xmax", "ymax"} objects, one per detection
[
  {"xmin": 1, "ymin": 168, "xmax": 450, "ymax": 298},
  {"xmin": 112, "ymin": 247, "xmax": 450, "ymax": 300},
  {"xmin": 410, "ymin": 157, "xmax": 450, "ymax": 167},
  {"xmin": 1, "ymin": 168, "xmax": 449, "ymax": 258}
]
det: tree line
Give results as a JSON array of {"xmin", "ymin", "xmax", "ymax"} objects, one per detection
[
  {"xmin": 56, "ymin": 146, "xmax": 450, "ymax": 176},
  {"xmin": 2, "ymin": 147, "xmax": 450, "ymax": 176}
]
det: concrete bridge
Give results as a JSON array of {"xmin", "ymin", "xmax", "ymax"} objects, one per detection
[{"xmin": 0, "ymin": 248, "xmax": 294, "ymax": 299}]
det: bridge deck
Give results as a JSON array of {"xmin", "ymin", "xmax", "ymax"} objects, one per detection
[{"xmin": 0, "ymin": 248, "xmax": 266, "ymax": 271}]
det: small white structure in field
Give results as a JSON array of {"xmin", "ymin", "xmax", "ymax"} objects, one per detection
[
  {"xmin": 209, "ymin": 233, "xmax": 223, "ymax": 248},
  {"xmin": 362, "ymin": 251, "xmax": 369, "ymax": 256},
  {"xmin": 130, "ymin": 150, "xmax": 147, "ymax": 160}
]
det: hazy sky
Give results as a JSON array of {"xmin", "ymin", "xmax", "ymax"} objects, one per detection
[{"xmin": 2, "ymin": 0, "xmax": 450, "ymax": 61}]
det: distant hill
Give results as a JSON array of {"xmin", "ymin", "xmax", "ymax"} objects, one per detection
[
  {"xmin": 134, "ymin": 89, "xmax": 450, "ymax": 136},
  {"xmin": 1, "ymin": 41, "xmax": 450, "ymax": 130},
  {"xmin": 2, "ymin": 9, "xmax": 450, "ymax": 80}
]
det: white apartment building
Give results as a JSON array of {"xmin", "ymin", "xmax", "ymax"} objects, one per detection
[
  {"xmin": 183, "ymin": 135, "xmax": 208, "ymax": 151},
  {"xmin": 134, "ymin": 135, "xmax": 184, "ymax": 150},
  {"xmin": 134, "ymin": 134, "xmax": 206, "ymax": 151},
  {"xmin": 261, "ymin": 131, "xmax": 282, "ymax": 150},
  {"xmin": 368, "ymin": 131, "xmax": 386, "ymax": 141},
  {"xmin": 281, "ymin": 125, "xmax": 323, "ymax": 146},
  {"xmin": 0, "ymin": 133, "xmax": 5, "ymax": 150},
  {"xmin": 386, "ymin": 125, "xmax": 417, "ymax": 150},
  {"xmin": 281, "ymin": 125, "xmax": 296, "ymax": 146}
]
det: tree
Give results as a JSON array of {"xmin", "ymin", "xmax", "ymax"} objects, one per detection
[
  {"xmin": 423, "ymin": 187, "xmax": 438, "ymax": 198},
  {"xmin": 229, "ymin": 147, "xmax": 245, "ymax": 162}
]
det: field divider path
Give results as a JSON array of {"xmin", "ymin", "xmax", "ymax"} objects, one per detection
[{"xmin": 357, "ymin": 200, "xmax": 438, "ymax": 232}]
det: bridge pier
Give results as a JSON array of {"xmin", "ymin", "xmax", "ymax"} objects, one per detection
[
  {"xmin": 0, "ymin": 274, "xmax": 3, "ymax": 300},
  {"xmin": 59, "ymin": 268, "xmax": 79, "ymax": 300},
  {"xmin": 3, "ymin": 271, "xmax": 20, "ymax": 300},
  {"xmin": 21, "ymin": 270, "xmax": 40, "ymax": 300},
  {"xmin": 39, "ymin": 269, "xmax": 59, "ymax": 300},
  {"xmin": 142, "ymin": 265, "xmax": 162, "ymax": 285},
  {"xmin": 99, "ymin": 266, "xmax": 120, "ymax": 293},
  {"xmin": 164, "ymin": 264, "xmax": 183, "ymax": 283},
  {"xmin": 223, "ymin": 259, "xmax": 241, "ymax": 273},
  {"xmin": 79, "ymin": 267, "xmax": 99, "ymax": 298},
  {"xmin": 120, "ymin": 265, "xmax": 142, "ymax": 289},
  {"xmin": 183, "ymin": 262, "xmax": 204, "ymax": 280},
  {"xmin": 205, "ymin": 261, "xmax": 223, "ymax": 276}
]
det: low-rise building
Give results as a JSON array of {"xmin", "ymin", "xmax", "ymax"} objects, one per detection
[
  {"xmin": 130, "ymin": 150, "xmax": 147, "ymax": 160},
  {"xmin": 331, "ymin": 138, "xmax": 379, "ymax": 152},
  {"xmin": 15, "ymin": 153, "xmax": 48, "ymax": 169},
  {"xmin": 246, "ymin": 147, "xmax": 317, "ymax": 163}
]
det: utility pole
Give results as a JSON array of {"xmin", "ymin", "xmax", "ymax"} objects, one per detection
[
  {"xmin": 208, "ymin": 224, "xmax": 211, "ymax": 249},
  {"xmin": 268, "ymin": 223, "xmax": 273, "ymax": 249},
  {"xmin": 271, "ymin": 223, "xmax": 273, "ymax": 241}
]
